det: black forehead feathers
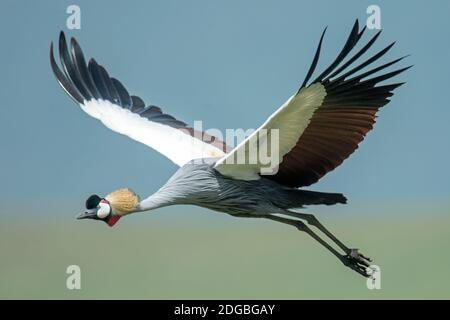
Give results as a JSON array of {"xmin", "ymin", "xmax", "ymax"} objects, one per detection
[{"xmin": 86, "ymin": 194, "xmax": 101, "ymax": 209}]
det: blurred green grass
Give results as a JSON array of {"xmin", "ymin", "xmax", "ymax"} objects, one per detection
[{"xmin": 1, "ymin": 206, "xmax": 449, "ymax": 299}]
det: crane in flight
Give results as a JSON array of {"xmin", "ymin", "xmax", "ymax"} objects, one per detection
[{"xmin": 50, "ymin": 20, "xmax": 409, "ymax": 277}]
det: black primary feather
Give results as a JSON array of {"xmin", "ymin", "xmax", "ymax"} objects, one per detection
[
  {"xmin": 70, "ymin": 37, "xmax": 102, "ymax": 100},
  {"xmin": 299, "ymin": 27, "xmax": 327, "ymax": 91}
]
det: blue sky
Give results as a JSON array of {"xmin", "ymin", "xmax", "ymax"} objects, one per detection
[{"xmin": 1, "ymin": 0, "xmax": 449, "ymax": 216}]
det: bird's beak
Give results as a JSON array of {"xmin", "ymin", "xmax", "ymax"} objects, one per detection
[{"xmin": 76, "ymin": 208, "xmax": 97, "ymax": 220}]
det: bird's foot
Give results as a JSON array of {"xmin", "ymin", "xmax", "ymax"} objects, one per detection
[{"xmin": 342, "ymin": 249, "xmax": 373, "ymax": 277}]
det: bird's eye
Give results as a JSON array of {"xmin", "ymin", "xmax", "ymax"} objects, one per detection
[{"xmin": 97, "ymin": 202, "xmax": 110, "ymax": 219}]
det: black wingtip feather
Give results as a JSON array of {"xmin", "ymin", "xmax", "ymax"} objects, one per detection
[
  {"xmin": 328, "ymin": 41, "xmax": 397, "ymax": 88},
  {"xmin": 325, "ymin": 30, "xmax": 382, "ymax": 82},
  {"xmin": 296, "ymin": 21, "xmax": 410, "ymax": 109},
  {"xmin": 312, "ymin": 20, "xmax": 362, "ymax": 83},
  {"xmin": 348, "ymin": 56, "xmax": 409, "ymax": 84},
  {"xmin": 299, "ymin": 26, "xmax": 327, "ymax": 91},
  {"xmin": 70, "ymin": 37, "xmax": 102, "ymax": 100},
  {"xmin": 88, "ymin": 58, "xmax": 111, "ymax": 99},
  {"xmin": 50, "ymin": 41, "xmax": 84, "ymax": 104},
  {"xmin": 98, "ymin": 64, "xmax": 121, "ymax": 105},
  {"xmin": 58, "ymin": 32, "xmax": 93, "ymax": 101},
  {"xmin": 111, "ymin": 78, "xmax": 132, "ymax": 109},
  {"xmin": 358, "ymin": 25, "xmax": 367, "ymax": 37}
]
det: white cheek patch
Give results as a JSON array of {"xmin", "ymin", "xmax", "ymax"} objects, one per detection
[{"xmin": 97, "ymin": 202, "xmax": 110, "ymax": 219}]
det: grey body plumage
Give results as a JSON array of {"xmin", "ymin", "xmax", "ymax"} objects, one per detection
[{"xmin": 138, "ymin": 159, "xmax": 346, "ymax": 217}]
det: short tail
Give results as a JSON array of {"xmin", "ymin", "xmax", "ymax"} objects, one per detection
[{"xmin": 289, "ymin": 189, "xmax": 347, "ymax": 206}]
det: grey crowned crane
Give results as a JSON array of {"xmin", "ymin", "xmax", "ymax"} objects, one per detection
[{"xmin": 50, "ymin": 20, "xmax": 409, "ymax": 277}]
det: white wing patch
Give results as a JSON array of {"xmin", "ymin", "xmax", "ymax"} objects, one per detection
[
  {"xmin": 83, "ymin": 99, "xmax": 225, "ymax": 166},
  {"xmin": 214, "ymin": 83, "xmax": 326, "ymax": 180}
]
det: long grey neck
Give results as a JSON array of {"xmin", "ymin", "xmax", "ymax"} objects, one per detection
[
  {"xmin": 136, "ymin": 187, "xmax": 180, "ymax": 212},
  {"xmin": 136, "ymin": 160, "xmax": 217, "ymax": 213}
]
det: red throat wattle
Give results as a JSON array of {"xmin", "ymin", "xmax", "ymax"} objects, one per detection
[{"xmin": 107, "ymin": 215, "xmax": 121, "ymax": 227}]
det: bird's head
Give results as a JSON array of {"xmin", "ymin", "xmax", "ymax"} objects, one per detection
[{"xmin": 76, "ymin": 189, "xmax": 140, "ymax": 227}]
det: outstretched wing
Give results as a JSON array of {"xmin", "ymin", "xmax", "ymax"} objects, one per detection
[
  {"xmin": 50, "ymin": 32, "xmax": 230, "ymax": 167},
  {"xmin": 214, "ymin": 20, "xmax": 410, "ymax": 186}
]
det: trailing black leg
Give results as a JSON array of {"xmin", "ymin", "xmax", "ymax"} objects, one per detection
[
  {"xmin": 282, "ymin": 211, "xmax": 372, "ymax": 265},
  {"xmin": 282, "ymin": 211, "xmax": 352, "ymax": 254},
  {"xmin": 266, "ymin": 214, "xmax": 371, "ymax": 277}
]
